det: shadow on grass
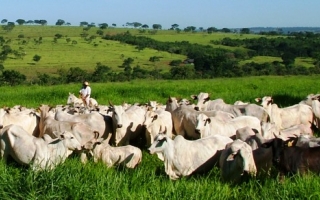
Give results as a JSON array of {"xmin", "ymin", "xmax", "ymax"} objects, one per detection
[{"xmin": 272, "ymin": 94, "xmax": 305, "ymax": 107}]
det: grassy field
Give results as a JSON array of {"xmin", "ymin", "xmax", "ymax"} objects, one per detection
[
  {"xmin": 0, "ymin": 76, "xmax": 320, "ymax": 199},
  {"xmin": 0, "ymin": 25, "xmax": 299, "ymax": 81}
]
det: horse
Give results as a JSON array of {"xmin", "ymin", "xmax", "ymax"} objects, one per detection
[{"xmin": 67, "ymin": 92, "xmax": 98, "ymax": 108}]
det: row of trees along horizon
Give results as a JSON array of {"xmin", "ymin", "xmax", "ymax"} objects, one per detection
[
  {"xmin": 1, "ymin": 18, "xmax": 305, "ymax": 34},
  {"xmin": 1, "ymin": 19, "xmax": 320, "ymax": 86}
]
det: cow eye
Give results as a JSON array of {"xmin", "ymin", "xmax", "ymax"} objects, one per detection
[{"xmin": 71, "ymin": 137, "xmax": 74, "ymax": 139}]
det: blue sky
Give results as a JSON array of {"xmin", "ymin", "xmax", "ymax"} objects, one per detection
[{"xmin": 1, "ymin": 0, "xmax": 319, "ymax": 29}]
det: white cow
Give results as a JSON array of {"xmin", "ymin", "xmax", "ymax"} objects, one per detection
[
  {"xmin": 165, "ymin": 96, "xmax": 234, "ymax": 139},
  {"xmin": 295, "ymin": 134, "xmax": 320, "ymax": 148},
  {"xmin": 39, "ymin": 105, "xmax": 104, "ymax": 144},
  {"xmin": 195, "ymin": 113, "xmax": 261, "ymax": 138},
  {"xmin": 143, "ymin": 109, "xmax": 173, "ymax": 147},
  {"xmin": 261, "ymin": 121, "xmax": 313, "ymax": 140},
  {"xmin": 0, "ymin": 124, "xmax": 81, "ymax": 171},
  {"xmin": 67, "ymin": 92, "xmax": 98, "ymax": 108},
  {"xmin": 54, "ymin": 108, "xmax": 111, "ymax": 140},
  {"xmin": 148, "ymin": 128, "xmax": 233, "ymax": 180},
  {"xmin": 255, "ymin": 96, "xmax": 314, "ymax": 130},
  {"xmin": 191, "ymin": 92, "xmax": 269, "ymax": 122},
  {"xmin": 109, "ymin": 104, "xmax": 146, "ymax": 146},
  {"xmin": 0, "ymin": 108, "xmax": 40, "ymax": 137},
  {"xmin": 219, "ymin": 139, "xmax": 257, "ymax": 183},
  {"xmin": 82, "ymin": 138, "xmax": 142, "ymax": 168}
]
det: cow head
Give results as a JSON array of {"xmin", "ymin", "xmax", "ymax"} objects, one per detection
[
  {"xmin": 192, "ymin": 93, "xmax": 210, "ymax": 111},
  {"xmin": 58, "ymin": 131, "xmax": 82, "ymax": 151},
  {"xmin": 261, "ymin": 134, "xmax": 295, "ymax": 167},
  {"xmin": 220, "ymin": 139, "xmax": 257, "ymax": 182},
  {"xmin": 148, "ymin": 127, "xmax": 168, "ymax": 155},
  {"xmin": 255, "ymin": 96, "xmax": 273, "ymax": 108},
  {"xmin": 195, "ymin": 113, "xmax": 211, "ymax": 138}
]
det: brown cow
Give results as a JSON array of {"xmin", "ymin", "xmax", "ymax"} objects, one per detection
[{"xmin": 262, "ymin": 135, "xmax": 320, "ymax": 177}]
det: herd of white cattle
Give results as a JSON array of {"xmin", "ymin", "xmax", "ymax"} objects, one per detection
[{"xmin": 1, "ymin": 92, "xmax": 320, "ymax": 182}]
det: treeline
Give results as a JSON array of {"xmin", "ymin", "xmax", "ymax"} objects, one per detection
[{"xmin": 103, "ymin": 31, "xmax": 320, "ymax": 77}]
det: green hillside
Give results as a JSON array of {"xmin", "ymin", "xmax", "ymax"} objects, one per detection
[{"xmin": 0, "ymin": 25, "xmax": 316, "ymax": 81}]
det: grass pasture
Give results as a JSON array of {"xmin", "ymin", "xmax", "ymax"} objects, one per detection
[
  {"xmin": 0, "ymin": 26, "xmax": 186, "ymax": 80},
  {"xmin": 0, "ymin": 76, "xmax": 320, "ymax": 199},
  {"xmin": 0, "ymin": 25, "xmax": 289, "ymax": 81}
]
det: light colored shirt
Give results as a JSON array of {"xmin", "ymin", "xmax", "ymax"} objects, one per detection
[{"xmin": 79, "ymin": 86, "xmax": 91, "ymax": 98}]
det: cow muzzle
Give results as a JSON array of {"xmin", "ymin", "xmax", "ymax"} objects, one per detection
[
  {"xmin": 148, "ymin": 147, "xmax": 155, "ymax": 154},
  {"xmin": 117, "ymin": 124, "xmax": 123, "ymax": 128}
]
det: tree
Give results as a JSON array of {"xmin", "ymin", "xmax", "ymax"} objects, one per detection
[
  {"xmin": 80, "ymin": 21, "xmax": 88, "ymax": 26},
  {"xmin": 0, "ymin": 63, "xmax": 4, "ymax": 72},
  {"xmin": 1, "ymin": 19, "xmax": 7, "ymax": 24},
  {"xmin": 281, "ymin": 52, "xmax": 296, "ymax": 66},
  {"xmin": 26, "ymin": 20, "xmax": 34, "ymax": 24},
  {"xmin": 33, "ymin": 54, "xmax": 41, "ymax": 62},
  {"xmin": 55, "ymin": 19, "xmax": 65, "ymax": 26},
  {"xmin": 170, "ymin": 65, "xmax": 195, "ymax": 79},
  {"xmin": 221, "ymin": 28, "xmax": 231, "ymax": 33},
  {"xmin": 99, "ymin": 23, "xmax": 108, "ymax": 29},
  {"xmin": 141, "ymin": 24, "xmax": 149, "ymax": 29},
  {"xmin": 133, "ymin": 22, "xmax": 142, "ymax": 28},
  {"xmin": 171, "ymin": 24, "xmax": 179, "ymax": 30},
  {"xmin": 152, "ymin": 24, "xmax": 162, "ymax": 30},
  {"xmin": 54, "ymin": 33, "xmax": 63, "ymax": 39},
  {"xmin": 112, "ymin": 23, "xmax": 116, "ymax": 27},
  {"xmin": 66, "ymin": 67, "xmax": 88, "ymax": 83},
  {"xmin": 1, "ymin": 70, "xmax": 26, "ymax": 86},
  {"xmin": 96, "ymin": 29, "xmax": 104, "ymax": 36},
  {"xmin": 240, "ymin": 28, "xmax": 250, "ymax": 34},
  {"xmin": 91, "ymin": 63, "xmax": 111, "ymax": 82},
  {"xmin": 35, "ymin": 20, "xmax": 47, "ymax": 25},
  {"xmin": 2, "ymin": 22, "xmax": 15, "ymax": 32},
  {"xmin": 207, "ymin": 27, "xmax": 218, "ymax": 33},
  {"xmin": 16, "ymin": 19, "xmax": 25, "ymax": 25},
  {"xmin": 135, "ymin": 45, "xmax": 145, "ymax": 52}
]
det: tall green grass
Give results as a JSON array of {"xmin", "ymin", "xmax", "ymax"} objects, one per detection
[{"xmin": 1, "ymin": 76, "xmax": 320, "ymax": 199}]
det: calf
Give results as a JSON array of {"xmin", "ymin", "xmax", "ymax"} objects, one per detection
[{"xmin": 82, "ymin": 138, "xmax": 142, "ymax": 169}]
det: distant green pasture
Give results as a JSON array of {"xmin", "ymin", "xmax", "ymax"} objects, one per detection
[
  {"xmin": 240, "ymin": 56, "xmax": 315, "ymax": 68},
  {"xmin": 1, "ymin": 26, "xmax": 185, "ymax": 80}
]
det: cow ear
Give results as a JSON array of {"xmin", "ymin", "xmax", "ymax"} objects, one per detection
[
  {"xmin": 204, "ymin": 96, "xmax": 210, "ymax": 101},
  {"xmin": 206, "ymin": 118, "xmax": 211, "ymax": 124},
  {"xmin": 191, "ymin": 95, "xmax": 197, "ymax": 100},
  {"xmin": 255, "ymin": 98, "xmax": 261, "ymax": 103},
  {"xmin": 108, "ymin": 100, "xmax": 114, "ymax": 107},
  {"xmin": 153, "ymin": 114, "xmax": 158, "ymax": 120}
]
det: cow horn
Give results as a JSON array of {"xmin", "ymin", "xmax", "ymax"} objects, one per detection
[{"xmin": 108, "ymin": 100, "xmax": 114, "ymax": 107}]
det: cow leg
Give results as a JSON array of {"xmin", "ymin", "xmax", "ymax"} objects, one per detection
[
  {"xmin": 0, "ymin": 141, "xmax": 9, "ymax": 162},
  {"xmin": 80, "ymin": 152, "xmax": 88, "ymax": 164}
]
